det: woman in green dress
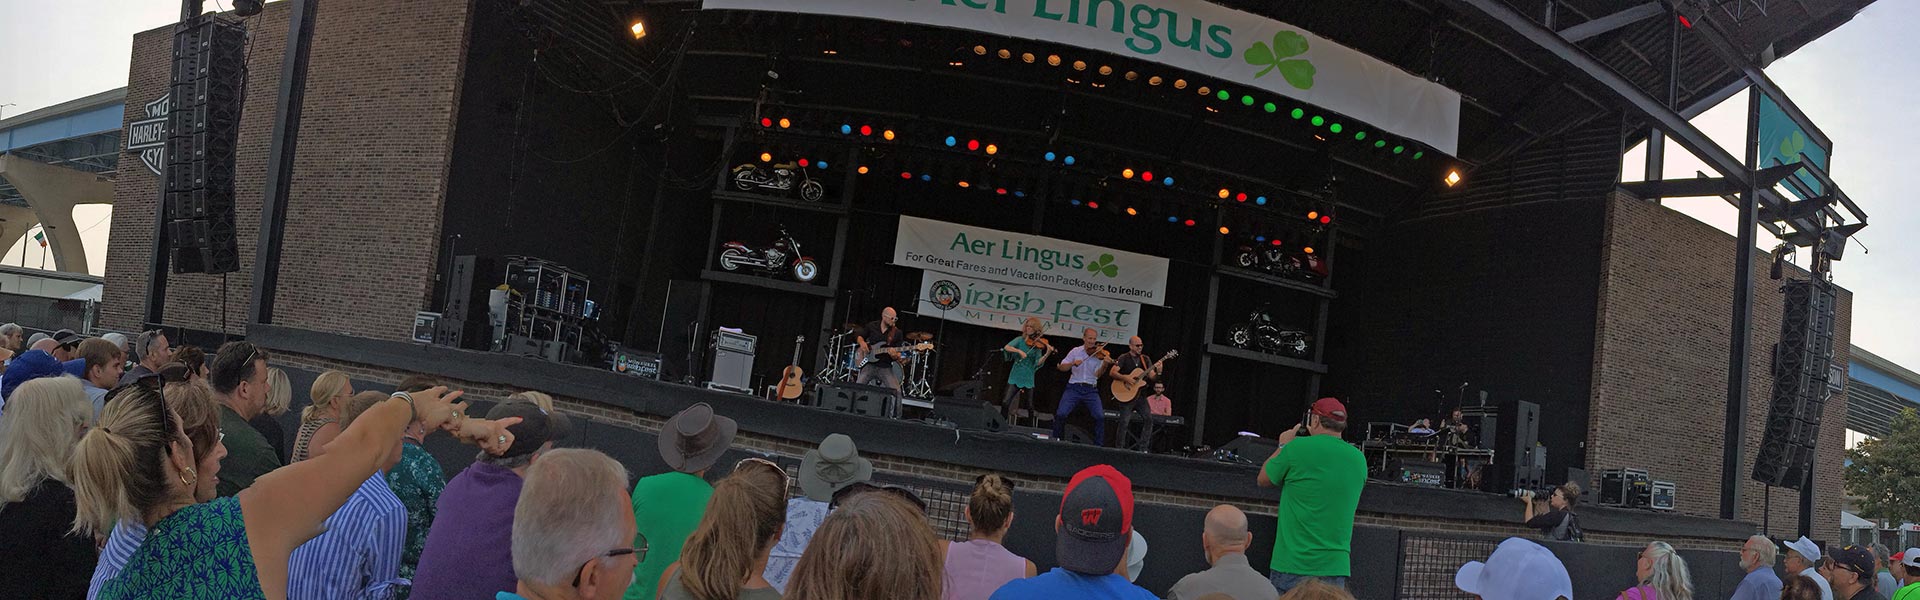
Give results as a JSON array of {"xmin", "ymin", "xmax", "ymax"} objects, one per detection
[
  {"xmin": 69, "ymin": 349, "xmax": 518, "ymax": 600},
  {"xmin": 999, "ymin": 317, "xmax": 1055, "ymax": 427}
]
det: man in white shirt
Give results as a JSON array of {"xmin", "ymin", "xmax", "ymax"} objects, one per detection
[
  {"xmin": 1052, "ymin": 328, "xmax": 1113, "ymax": 446},
  {"xmin": 1787, "ymin": 536, "xmax": 1836, "ymax": 600}
]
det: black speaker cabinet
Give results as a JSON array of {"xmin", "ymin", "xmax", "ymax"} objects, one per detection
[
  {"xmin": 933, "ymin": 396, "xmax": 1005, "ymax": 432},
  {"xmin": 817, "ymin": 383, "xmax": 899, "ymax": 419}
]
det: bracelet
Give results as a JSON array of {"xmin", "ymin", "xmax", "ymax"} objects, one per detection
[{"xmin": 390, "ymin": 391, "xmax": 417, "ymax": 424}]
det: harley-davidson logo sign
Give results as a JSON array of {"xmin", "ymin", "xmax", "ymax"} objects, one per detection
[{"xmin": 124, "ymin": 94, "xmax": 170, "ymax": 176}]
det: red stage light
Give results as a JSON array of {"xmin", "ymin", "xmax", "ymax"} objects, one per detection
[
  {"xmin": 760, "ymin": 118, "xmax": 773, "ymax": 127},
  {"xmin": 1235, "ymin": 193, "xmax": 1248, "ymax": 202},
  {"xmin": 1087, "ymin": 201, "xmax": 1099, "ymax": 209},
  {"xmin": 1677, "ymin": 14, "xmax": 1693, "ymax": 28},
  {"xmin": 968, "ymin": 140, "xmax": 981, "ymax": 151},
  {"xmin": 1270, "ymin": 239, "xmax": 1282, "ymax": 246},
  {"xmin": 860, "ymin": 125, "xmax": 874, "ymax": 136},
  {"xmin": 901, "ymin": 171, "xmax": 912, "ymax": 179},
  {"xmin": 1184, "ymin": 219, "xmax": 1195, "ymax": 226},
  {"xmin": 1319, "ymin": 215, "xmax": 1332, "ymax": 224},
  {"xmin": 797, "ymin": 158, "xmax": 810, "ymax": 167},
  {"xmin": 1141, "ymin": 171, "xmax": 1153, "ymax": 182},
  {"xmin": 996, "ymin": 188, "xmax": 1008, "ymax": 195}
]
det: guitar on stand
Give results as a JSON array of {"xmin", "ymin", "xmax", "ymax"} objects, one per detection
[
  {"xmin": 775, "ymin": 335, "xmax": 806, "ymax": 401},
  {"xmin": 1109, "ymin": 350, "xmax": 1178, "ymax": 403}
]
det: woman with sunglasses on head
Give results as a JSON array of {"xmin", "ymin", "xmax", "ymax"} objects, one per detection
[
  {"xmin": 660, "ymin": 458, "xmax": 790, "ymax": 600},
  {"xmin": 944, "ymin": 473, "xmax": 1037, "ymax": 600},
  {"xmin": 0, "ymin": 377, "xmax": 99, "ymax": 598},
  {"xmin": 69, "ymin": 383, "xmax": 517, "ymax": 600},
  {"xmin": 88, "ymin": 380, "xmax": 225, "ymax": 599}
]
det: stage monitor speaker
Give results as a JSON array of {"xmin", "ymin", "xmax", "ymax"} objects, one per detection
[
  {"xmin": 817, "ymin": 383, "xmax": 899, "ymax": 419},
  {"xmin": 817, "ymin": 384, "xmax": 856, "ymax": 413},
  {"xmin": 1754, "ymin": 279, "xmax": 1836, "ymax": 489},
  {"xmin": 656, "ymin": 280, "xmax": 708, "ymax": 382},
  {"xmin": 933, "ymin": 396, "xmax": 1005, "ymax": 432},
  {"xmin": 938, "ymin": 380, "xmax": 984, "ymax": 403},
  {"xmin": 1061, "ymin": 425, "xmax": 1095, "ymax": 445}
]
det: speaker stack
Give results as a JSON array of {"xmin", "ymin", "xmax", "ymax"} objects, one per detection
[
  {"xmin": 165, "ymin": 14, "xmax": 247, "ymax": 275},
  {"xmin": 1753, "ymin": 278, "xmax": 1838, "ymax": 488}
]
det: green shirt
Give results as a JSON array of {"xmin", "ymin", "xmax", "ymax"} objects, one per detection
[
  {"xmin": 624, "ymin": 471, "xmax": 714, "ymax": 600},
  {"xmin": 1261, "ymin": 434, "xmax": 1366, "ymax": 577},
  {"xmin": 386, "ymin": 439, "xmax": 446, "ymax": 597},
  {"xmin": 1004, "ymin": 337, "xmax": 1044, "ymax": 389},
  {"xmin": 216, "ymin": 405, "xmax": 283, "ymax": 497},
  {"xmin": 1894, "ymin": 582, "xmax": 1920, "ymax": 600}
]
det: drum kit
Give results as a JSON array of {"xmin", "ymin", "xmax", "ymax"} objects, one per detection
[{"xmin": 818, "ymin": 324, "xmax": 939, "ymax": 397}]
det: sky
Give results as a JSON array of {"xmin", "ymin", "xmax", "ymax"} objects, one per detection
[{"xmin": 0, "ymin": 1, "xmax": 1914, "ymax": 367}]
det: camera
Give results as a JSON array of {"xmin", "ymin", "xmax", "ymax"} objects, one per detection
[{"xmin": 1510, "ymin": 488, "xmax": 1551, "ymax": 499}]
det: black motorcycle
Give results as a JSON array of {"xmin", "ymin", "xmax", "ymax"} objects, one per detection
[
  {"xmin": 1226, "ymin": 304, "xmax": 1311, "ymax": 358},
  {"xmin": 732, "ymin": 162, "xmax": 825, "ymax": 202},
  {"xmin": 1232, "ymin": 244, "xmax": 1328, "ymax": 283},
  {"xmin": 718, "ymin": 225, "xmax": 819, "ymax": 283}
]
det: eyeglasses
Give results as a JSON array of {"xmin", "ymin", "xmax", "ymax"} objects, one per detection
[{"xmin": 573, "ymin": 536, "xmax": 647, "ymax": 587}]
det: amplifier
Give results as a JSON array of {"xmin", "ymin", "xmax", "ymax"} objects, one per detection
[
  {"xmin": 1651, "ymin": 480, "xmax": 1675, "ymax": 510},
  {"xmin": 1388, "ymin": 459, "xmax": 1447, "ymax": 487},
  {"xmin": 1600, "ymin": 468, "xmax": 1652, "ymax": 508}
]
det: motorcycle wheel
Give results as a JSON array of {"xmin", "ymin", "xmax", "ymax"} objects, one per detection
[
  {"xmin": 800, "ymin": 181, "xmax": 825, "ymax": 202},
  {"xmin": 1281, "ymin": 337, "xmax": 1310, "ymax": 357},
  {"xmin": 1234, "ymin": 252, "xmax": 1257, "ymax": 269},
  {"xmin": 719, "ymin": 247, "xmax": 747, "ymax": 271},
  {"xmin": 1227, "ymin": 324, "xmax": 1251, "ymax": 348},
  {"xmin": 792, "ymin": 259, "xmax": 819, "ymax": 283},
  {"xmin": 731, "ymin": 174, "xmax": 755, "ymax": 191}
]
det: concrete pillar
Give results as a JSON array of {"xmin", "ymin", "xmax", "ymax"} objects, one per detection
[{"xmin": 0, "ymin": 155, "xmax": 112, "ymax": 273}]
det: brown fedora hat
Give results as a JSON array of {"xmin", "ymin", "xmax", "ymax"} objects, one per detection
[{"xmin": 659, "ymin": 402, "xmax": 737, "ymax": 473}]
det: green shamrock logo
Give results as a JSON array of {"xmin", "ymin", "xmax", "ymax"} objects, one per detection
[
  {"xmin": 1778, "ymin": 131, "xmax": 1806, "ymax": 163},
  {"xmin": 1086, "ymin": 254, "xmax": 1119, "ymax": 278},
  {"xmin": 1244, "ymin": 31, "xmax": 1316, "ymax": 90}
]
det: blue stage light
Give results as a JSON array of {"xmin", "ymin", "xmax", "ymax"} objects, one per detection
[
  {"xmin": 1014, "ymin": 191, "xmax": 1027, "ymax": 198},
  {"xmin": 1045, "ymin": 151, "xmax": 1057, "ymax": 162},
  {"xmin": 1256, "ymin": 236, "xmax": 1267, "ymax": 242},
  {"xmin": 1063, "ymin": 155, "xmax": 1076, "ymax": 165},
  {"xmin": 1163, "ymin": 177, "xmax": 1174, "ymax": 186},
  {"xmin": 840, "ymin": 124, "xmax": 853, "ymax": 135},
  {"xmin": 1070, "ymin": 199, "xmax": 1082, "ymax": 206},
  {"xmin": 921, "ymin": 174, "xmax": 932, "ymax": 181},
  {"xmin": 1255, "ymin": 196, "xmax": 1268, "ymax": 205},
  {"xmin": 945, "ymin": 136, "xmax": 958, "ymax": 147},
  {"xmin": 817, "ymin": 161, "xmax": 829, "ymax": 169},
  {"xmin": 1167, "ymin": 216, "xmax": 1178, "ymax": 223}
]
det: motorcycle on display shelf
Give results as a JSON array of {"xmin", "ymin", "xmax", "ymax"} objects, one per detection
[
  {"xmin": 718, "ymin": 225, "xmax": 820, "ymax": 283},
  {"xmin": 1225, "ymin": 304, "xmax": 1311, "ymax": 358},
  {"xmin": 731, "ymin": 162, "xmax": 825, "ymax": 202},
  {"xmin": 1233, "ymin": 243, "xmax": 1329, "ymax": 283}
]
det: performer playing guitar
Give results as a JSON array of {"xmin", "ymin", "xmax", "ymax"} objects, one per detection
[
  {"xmin": 1109, "ymin": 337, "xmax": 1174, "ymax": 451},
  {"xmin": 1053, "ymin": 329, "xmax": 1114, "ymax": 445},
  {"xmin": 855, "ymin": 307, "xmax": 907, "ymax": 392},
  {"xmin": 1000, "ymin": 317, "xmax": 1056, "ymax": 427}
]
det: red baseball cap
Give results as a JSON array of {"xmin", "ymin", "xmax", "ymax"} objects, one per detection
[
  {"xmin": 1056, "ymin": 465, "xmax": 1135, "ymax": 575},
  {"xmin": 1311, "ymin": 397, "xmax": 1348, "ymax": 422}
]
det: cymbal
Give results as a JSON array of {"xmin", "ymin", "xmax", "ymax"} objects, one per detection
[
  {"xmin": 842, "ymin": 323, "xmax": 863, "ymax": 332},
  {"xmin": 907, "ymin": 331, "xmax": 934, "ymax": 341}
]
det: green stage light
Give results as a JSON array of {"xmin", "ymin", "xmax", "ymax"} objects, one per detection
[
  {"xmin": 1217, "ymin": 89, "xmax": 1231, "ymax": 101},
  {"xmin": 1264, "ymin": 102, "xmax": 1277, "ymax": 113},
  {"xmin": 1241, "ymin": 95, "xmax": 1255, "ymax": 106},
  {"xmin": 1310, "ymin": 116, "xmax": 1324, "ymax": 127},
  {"xmin": 1355, "ymin": 131, "xmax": 1366, "ymax": 140},
  {"xmin": 1290, "ymin": 108, "xmax": 1304, "ymax": 119},
  {"xmin": 1392, "ymin": 145, "xmax": 1405, "ymax": 154},
  {"xmin": 1329, "ymin": 123, "xmax": 1343, "ymax": 134},
  {"xmin": 1413, "ymin": 151, "xmax": 1424, "ymax": 160},
  {"xmin": 1374, "ymin": 140, "xmax": 1386, "ymax": 148}
]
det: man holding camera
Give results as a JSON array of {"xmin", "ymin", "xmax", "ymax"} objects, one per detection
[
  {"xmin": 1519, "ymin": 483, "xmax": 1583, "ymax": 542},
  {"xmin": 1255, "ymin": 397, "xmax": 1366, "ymax": 594}
]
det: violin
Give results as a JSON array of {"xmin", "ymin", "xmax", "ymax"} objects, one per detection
[{"xmin": 1026, "ymin": 333, "xmax": 1051, "ymax": 351}]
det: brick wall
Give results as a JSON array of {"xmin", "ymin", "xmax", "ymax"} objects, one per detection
[
  {"xmin": 1588, "ymin": 191, "xmax": 1851, "ymax": 540},
  {"xmin": 100, "ymin": 0, "xmax": 472, "ymax": 340}
]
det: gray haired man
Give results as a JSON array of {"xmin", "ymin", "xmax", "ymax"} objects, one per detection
[
  {"xmin": 1732, "ymin": 535, "xmax": 1783, "ymax": 600},
  {"xmin": 506, "ymin": 448, "xmax": 638, "ymax": 600}
]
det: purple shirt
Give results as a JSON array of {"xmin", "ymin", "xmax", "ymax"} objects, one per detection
[
  {"xmin": 943, "ymin": 540, "xmax": 1027, "ymax": 600},
  {"xmin": 408, "ymin": 462, "xmax": 522, "ymax": 600}
]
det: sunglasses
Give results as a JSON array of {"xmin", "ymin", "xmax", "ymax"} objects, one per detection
[
  {"xmin": 572, "ymin": 536, "xmax": 646, "ymax": 587},
  {"xmin": 830, "ymin": 481, "xmax": 927, "ymax": 513}
]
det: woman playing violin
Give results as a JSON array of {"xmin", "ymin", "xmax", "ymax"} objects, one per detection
[{"xmin": 1000, "ymin": 318, "xmax": 1055, "ymax": 426}]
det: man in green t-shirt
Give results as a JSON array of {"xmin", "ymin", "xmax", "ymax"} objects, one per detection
[
  {"xmin": 1892, "ymin": 549, "xmax": 1920, "ymax": 600},
  {"xmin": 625, "ymin": 403, "xmax": 737, "ymax": 600},
  {"xmin": 1256, "ymin": 397, "xmax": 1366, "ymax": 594}
]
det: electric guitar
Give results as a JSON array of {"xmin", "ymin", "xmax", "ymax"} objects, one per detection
[
  {"xmin": 1109, "ymin": 350, "xmax": 1178, "ymax": 403},
  {"xmin": 857, "ymin": 341, "xmax": 934, "ymax": 369},
  {"xmin": 775, "ymin": 336, "xmax": 806, "ymax": 400}
]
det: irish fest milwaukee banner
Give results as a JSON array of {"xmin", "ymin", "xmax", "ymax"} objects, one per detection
[
  {"xmin": 917, "ymin": 270, "xmax": 1140, "ymax": 343},
  {"xmin": 892, "ymin": 215, "xmax": 1170, "ymax": 306},
  {"xmin": 703, "ymin": 0, "xmax": 1462, "ymax": 154}
]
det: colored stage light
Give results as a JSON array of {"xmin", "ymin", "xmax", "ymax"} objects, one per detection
[
  {"xmin": 1354, "ymin": 131, "xmax": 1366, "ymax": 140},
  {"xmin": 1303, "ymin": 246, "xmax": 1315, "ymax": 254},
  {"xmin": 1063, "ymin": 156, "xmax": 1075, "ymax": 165},
  {"xmin": 921, "ymin": 174, "xmax": 932, "ymax": 181},
  {"xmin": 1048, "ymin": 55, "xmax": 1062, "ymax": 66},
  {"xmin": 1086, "ymin": 200, "xmax": 1097, "ymax": 208},
  {"xmin": 1174, "ymin": 79, "xmax": 1188, "ymax": 89},
  {"xmin": 1219, "ymin": 226, "xmax": 1230, "ymax": 234},
  {"xmin": 1217, "ymin": 189, "xmax": 1230, "ymax": 199},
  {"xmin": 959, "ymin": 181, "xmax": 971, "ymax": 188},
  {"xmin": 1149, "ymin": 76, "xmax": 1163, "ymax": 86},
  {"xmin": 883, "ymin": 130, "xmax": 896, "ymax": 141},
  {"xmin": 1045, "ymin": 151, "xmax": 1057, "ymax": 162},
  {"xmin": 1014, "ymin": 191, "xmax": 1027, "ymax": 197},
  {"xmin": 817, "ymin": 161, "xmax": 828, "ymax": 169},
  {"xmin": 1413, "ymin": 151, "xmax": 1424, "ymax": 160},
  {"xmin": 840, "ymin": 124, "xmax": 853, "ymax": 135},
  {"xmin": 1319, "ymin": 215, "xmax": 1332, "ymax": 224},
  {"xmin": 997, "ymin": 49, "xmax": 1011, "ymax": 59},
  {"xmin": 997, "ymin": 188, "xmax": 1009, "ymax": 195},
  {"xmin": 1329, "ymin": 123, "xmax": 1342, "ymax": 133},
  {"xmin": 974, "ymin": 45, "xmax": 987, "ymax": 55},
  {"xmin": 1071, "ymin": 199, "xmax": 1082, "ymax": 206},
  {"xmin": 967, "ymin": 140, "xmax": 981, "ymax": 151},
  {"xmin": 1168, "ymin": 216, "xmax": 1178, "ymax": 223},
  {"xmin": 1184, "ymin": 219, "xmax": 1196, "ymax": 227},
  {"xmin": 946, "ymin": 136, "xmax": 958, "ymax": 147},
  {"xmin": 1235, "ymin": 193, "xmax": 1248, "ymax": 202},
  {"xmin": 857, "ymin": 166, "xmax": 869, "ymax": 174},
  {"xmin": 1306, "ymin": 211, "xmax": 1319, "ymax": 220},
  {"xmin": 1163, "ymin": 177, "xmax": 1174, "ymax": 186},
  {"xmin": 797, "ymin": 158, "xmax": 809, "ymax": 167},
  {"xmin": 1310, "ymin": 116, "xmax": 1324, "ymax": 127},
  {"xmin": 1255, "ymin": 236, "xmax": 1265, "ymax": 242},
  {"xmin": 1124, "ymin": 70, "xmax": 1137, "ymax": 80},
  {"xmin": 1022, "ymin": 52, "xmax": 1036, "ymax": 63},
  {"xmin": 1445, "ymin": 170, "xmax": 1462, "ymax": 187},
  {"xmin": 1217, "ymin": 90, "xmax": 1230, "ymax": 101},
  {"xmin": 1242, "ymin": 96, "xmax": 1255, "ymax": 106},
  {"xmin": 1095, "ymin": 65, "xmax": 1109, "ymax": 75},
  {"xmin": 860, "ymin": 125, "xmax": 873, "ymax": 136},
  {"xmin": 1255, "ymin": 196, "xmax": 1267, "ymax": 205},
  {"xmin": 1392, "ymin": 145, "xmax": 1405, "ymax": 154},
  {"xmin": 901, "ymin": 171, "xmax": 912, "ymax": 179},
  {"xmin": 778, "ymin": 118, "xmax": 791, "ymax": 129},
  {"xmin": 1264, "ymin": 102, "xmax": 1277, "ymax": 113},
  {"xmin": 760, "ymin": 118, "xmax": 773, "ymax": 128},
  {"xmin": 759, "ymin": 152, "xmax": 772, "ymax": 162},
  {"xmin": 1374, "ymin": 140, "xmax": 1387, "ymax": 148},
  {"xmin": 985, "ymin": 144, "xmax": 998, "ymax": 155},
  {"xmin": 1072, "ymin": 60, "xmax": 1086, "ymax": 71},
  {"xmin": 1198, "ymin": 86, "xmax": 1211, "ymax": 96},
  {"xmin": 1271, "ymin": 239, "xmax": 1283, "ymax": 246},
  {"xmin": 1140, "ymin": 170, "xmax": 1153, "ymax": 182},
  {"xmin": 1126, "ymin": 207, "xmax": 1138, "ymax": 216},
  {"xmin": 1122, "ymin": 168, "xmax": 1136, "ymax": 179},
  {"xmin": 1290, "ymin": 108, "xmax": 1305, "ymax": 119},
  {"xmin": 630, "ymin": 21, "xmax": 647, "ymax": 39}
]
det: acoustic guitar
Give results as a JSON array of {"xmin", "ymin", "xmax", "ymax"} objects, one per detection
[
  {"xmin": 1109, "ymin": 350, "xmax": 1178, "ymax": 403},
  {"xmin": 775, "ymin": 335, "xmax": 806, "ymax": 400}
]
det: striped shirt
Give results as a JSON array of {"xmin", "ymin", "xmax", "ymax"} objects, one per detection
[
  {"xmin": 88, "ymin": 521, "xmax": 147, "ymax": 599},
  {"xmin": 285, "ymin": 472, "xmax": 409, "ymax": 600}
]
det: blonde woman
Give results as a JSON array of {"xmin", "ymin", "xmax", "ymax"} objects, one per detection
[
  {"xmin": 69, "ymin": 384, "xmax": 515, "ymax": 599},
  {"xmin": 1619, "ymin": 541, "xmax": 1694, "ymax": 600},
  {"xmin": 0, "ymin": 377, "xmax": 97, "ymax": 596},
  {"xmin": 999, "ymin": 317, "xmax": 1053, "ymax": 426},
  {"xmin": 89, "ymin": 380, "xmax": 228, "ymax": 598},
  {"xmin": 249, "ymin": 368, "xmax": 293, "ymax": 462},
  {"xmin": 943, "ymin": 473, "xmax": 1037, "ymax": 600},
  {"xmin": 291, "ymin": 370, "xmax": 352, "ymax": 462}
]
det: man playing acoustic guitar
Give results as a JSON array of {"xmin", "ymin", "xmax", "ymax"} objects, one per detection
[{"xmin": 1109, "ymin": 336, "xmax": 1168, "ymax": 451}]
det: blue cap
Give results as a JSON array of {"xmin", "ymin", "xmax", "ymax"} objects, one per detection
[
  {"xmin": 62, "ymin": 358, "xmax": 87, "ymax": 378},
  {"xmin": 3, "ymin": 350, "xmax": 69, "ymax": 400}
]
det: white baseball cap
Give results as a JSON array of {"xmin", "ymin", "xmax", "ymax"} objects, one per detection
[
  {"xmin": 1900, "ymin": 548, "xmax": 1920, "ymax": 569},
  {"xmin": 1785, "ymin": 536, "xmax": 1822, "ymax": 562},
  {"xmin": 1456, "ymin": 537, "xmax": 1575, "ymax": 600}
]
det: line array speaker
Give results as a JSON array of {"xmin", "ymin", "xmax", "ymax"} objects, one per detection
[
  {"xmin": 1753, "ymin": 279, "xmax": 1837, "ymax": 489},
  {"xmin": 165, "ymin": 14, "xmax": 247, "ymax": 275}
]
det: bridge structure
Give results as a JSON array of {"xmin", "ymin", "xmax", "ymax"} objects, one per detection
[{"xmin": 0, "ymin": 88, "xmax": 126, "ymax": 273}]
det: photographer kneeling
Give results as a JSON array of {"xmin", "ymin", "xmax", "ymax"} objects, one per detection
[{"xmin": 1520, "ymin": 483, "xmax": 1583, "ymax": 542}]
